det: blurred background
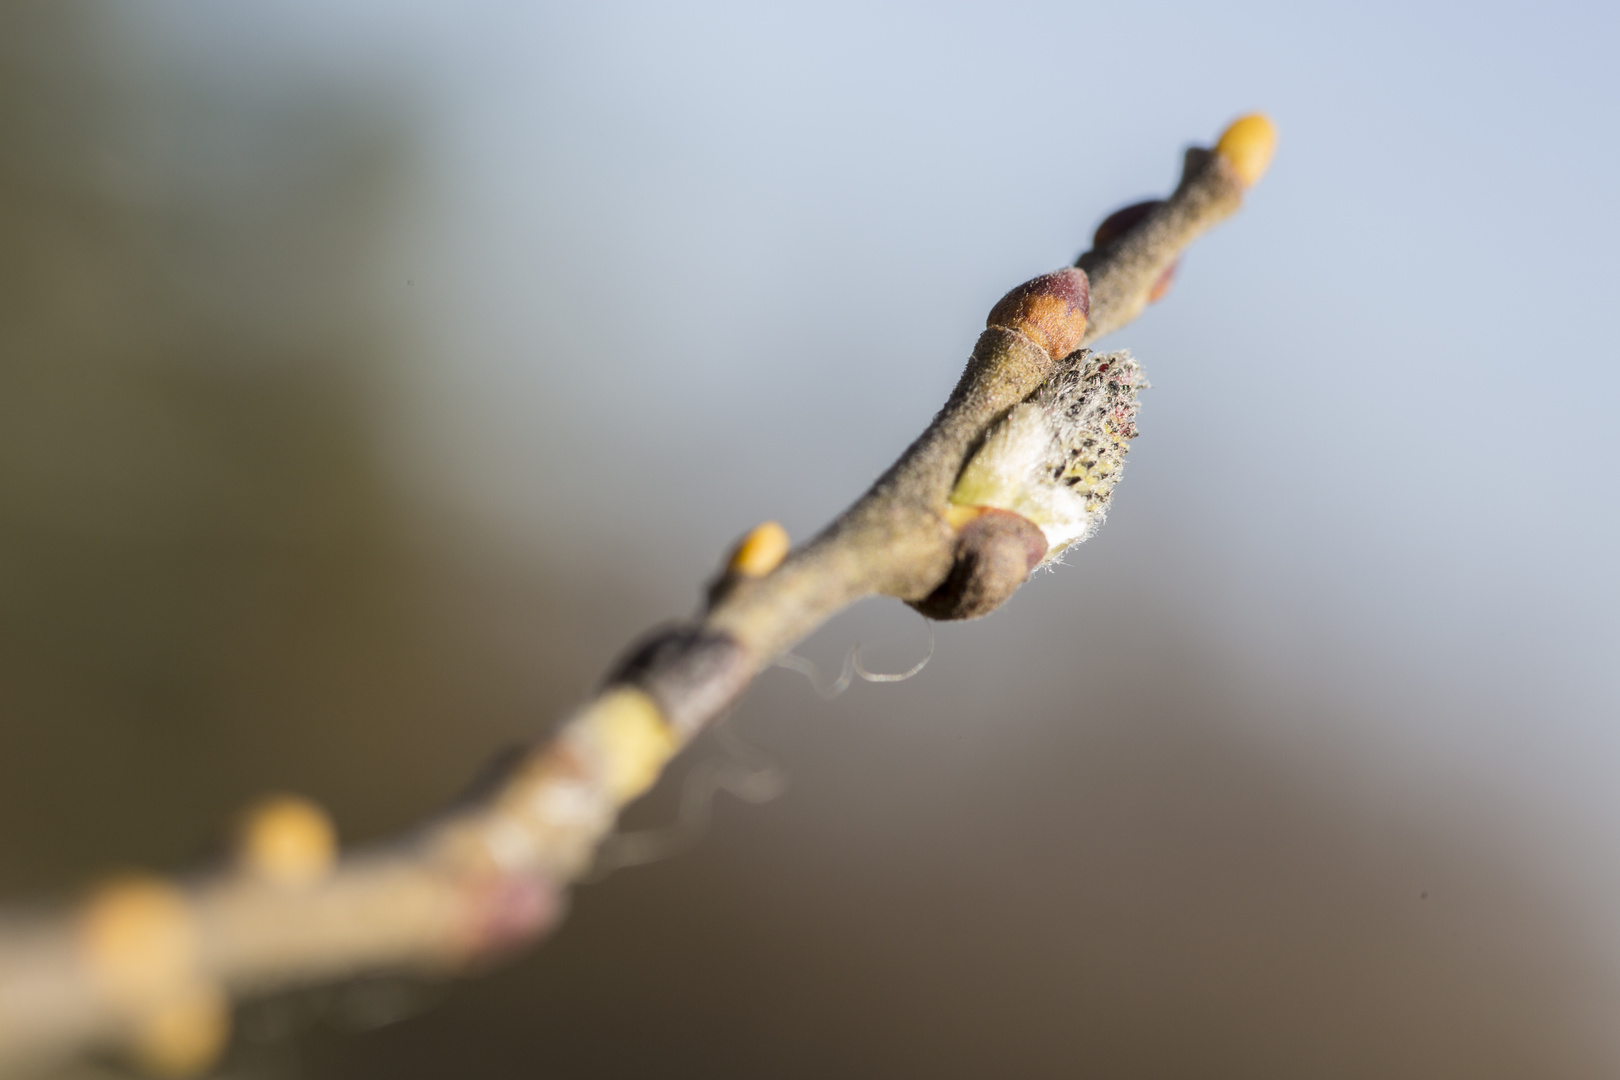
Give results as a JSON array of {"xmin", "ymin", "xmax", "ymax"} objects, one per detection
[{"xmin": 3, "ymin": 1, "xmax": 1619, "ymax": 1076}]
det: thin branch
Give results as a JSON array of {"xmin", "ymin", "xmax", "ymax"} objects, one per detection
[{"xmin": 0, "ymin": 115, "xmax": 1275, "ymax": 1078}]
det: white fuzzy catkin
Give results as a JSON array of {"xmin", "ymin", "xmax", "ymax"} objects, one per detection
[{"xmin": 948, "ymin": 350, "xmax": 1145, "ymax": 562}]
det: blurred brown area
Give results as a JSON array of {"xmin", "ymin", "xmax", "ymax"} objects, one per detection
[
  {"xmin": 0, "ymin": 4, "xmax": 617, "ymax": 893},
  {"xmin": 2, "ymin": 5, "xmax": 1616, "ymax": 1079},
  {"xmin": 288, "ymin": 582, "xmax": 1618, "ymax": 1080}
]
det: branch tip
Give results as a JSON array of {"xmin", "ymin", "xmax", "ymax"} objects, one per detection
[{"xmin": 1214, "ymin": 113, "xmax": 1277, "ymax": 188}]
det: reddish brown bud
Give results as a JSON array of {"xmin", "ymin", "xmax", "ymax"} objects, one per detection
[
  {"xmin": 910, "ymin": 508, "xmax": 1047, "ymax": 621},
  {"xmin": 986, "ymin": 267, "xmax": 1090, "ymax": 361},
  {"xmin": 1091, "ymin": 199, "xmax": 1165, "ymax": 250}
]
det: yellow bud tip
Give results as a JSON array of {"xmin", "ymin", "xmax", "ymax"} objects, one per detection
[
  {"xmin": 1214, "ymin": 113, "xmax": 1276, "ymax": 188},
  {"xmin": 238, "ymin": 795, "xmax": 337, "ymax": 887},
  {"xmin": 590, "ymin": 688, "xmax": 677, "ymax": 802},
  {"xmin": 130, "ymin": 984, "xmax": 229, "ymax": 1078},
  {"xmin": 79, "ymin": 877, "xmax": 196, "ymax": 1001},
  {"xmin": 727, "ymin": 520, "xmax": 790, "ymax": 577}
]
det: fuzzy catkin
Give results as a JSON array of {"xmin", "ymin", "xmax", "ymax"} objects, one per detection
[{"xmin": 948, "ymin": 349, "xmax": 1145, "ymax": 560}]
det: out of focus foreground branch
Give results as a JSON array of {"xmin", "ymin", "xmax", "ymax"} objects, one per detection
[{"xmin": 0, "ymin": 116, "xmax": 1275, "ymax": 1078}]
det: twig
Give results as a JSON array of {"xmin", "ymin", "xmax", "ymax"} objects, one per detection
[{"xmin": 0, "ymin": 116, "xmax": 1275, "ymax": 1078}]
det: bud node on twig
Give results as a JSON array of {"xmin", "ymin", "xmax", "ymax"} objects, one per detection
[
  {"xmin": 910, "ymin": 508, "xmax": 1047, "ymax": 620},
  {"xmin": 607, "ymin": 626, "xmax": 752, "ymax": 737},
  {"xmin": 986, "ymin": 267, "xmax": 1090, "ymax": 361}
]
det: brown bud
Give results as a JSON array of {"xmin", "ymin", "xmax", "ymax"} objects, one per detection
[
  {"xmin": 986, "ymin": 267, "xmax": 1090, "ymax": 361},
  {"xmin": 910, "ymin": 508, "xmax": 1047, "ymax": 621},
  {"xmin": 1091, "ymin": 199, "xmax": 1164, "ymax": 250},
  {"xmin": 606, "ymin": 624, "xmax": 751, "ymax": 737}
]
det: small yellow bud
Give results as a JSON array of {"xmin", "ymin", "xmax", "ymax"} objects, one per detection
[
  {"xmin": 1214, "ymin": 113, "xmax": 1277, "ymax": 188},
  {"xmin": 80, "ymin": 877, "xmax": 196, "ymax": 1004},
  {"xmin": 237, "ymin": 794, "xmax": 337, "ymax": 887},
  {"xmin": 726, "ymin": 520, "xmax": 790, "ymax": 577},
  {"xmin": 587, "ymin": 688, "xmax": 676, "ymax": 802},
  {"xmin": 129, "ymin": 983, "xmax": 229, "ymax": 1078}
]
